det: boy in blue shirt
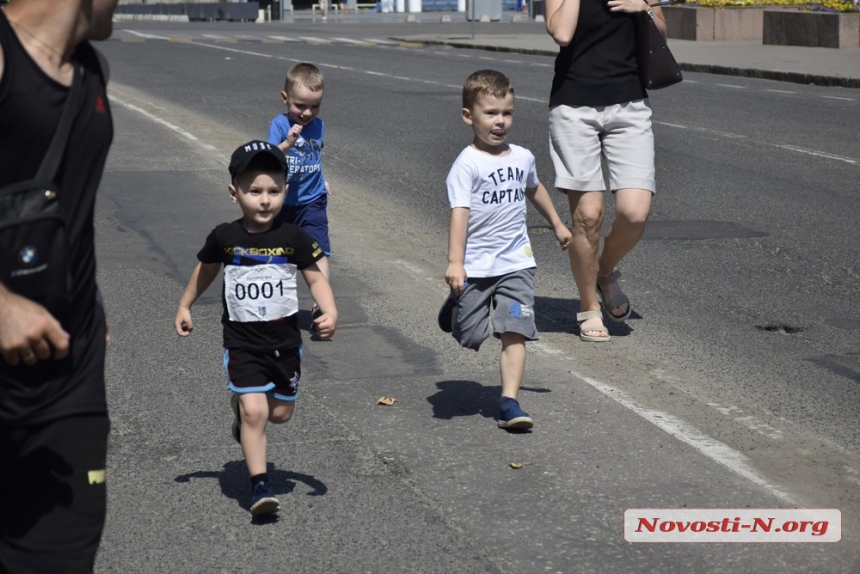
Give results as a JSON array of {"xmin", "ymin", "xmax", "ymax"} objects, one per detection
[
  {"xmin": 174, "ymin": 141, "xmax": 337, "ymax": 516},
  {"xmin": 268, "ymin": 63, "xmax": 331, "ymax": 330}
]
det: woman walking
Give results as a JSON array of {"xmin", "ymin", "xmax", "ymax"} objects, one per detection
[{"xmin": 545, "ymin": 0, "xmax": 667, "ymax": 342}]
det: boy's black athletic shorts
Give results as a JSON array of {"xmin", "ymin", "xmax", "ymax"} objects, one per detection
[
  {"xmin": 0, "ymin": 414, "xmax": 109, "ymax": 574},
  {"xmin": 223, "ymin": 346, "xmax": 301, "ymax": 401}
]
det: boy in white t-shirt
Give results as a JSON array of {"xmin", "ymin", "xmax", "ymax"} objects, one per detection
[{"xmin": 441, "ymin": 70, "xmax": 571, "ymax": 430}]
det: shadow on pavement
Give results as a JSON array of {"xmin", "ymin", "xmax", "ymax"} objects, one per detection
[
  {"xmin": 174, "ymin": 461, "xmax": 329, "ymax": 511},
  {"xmin": 534, "ymin": 295, "xmax": 637, "ymax": 337}
]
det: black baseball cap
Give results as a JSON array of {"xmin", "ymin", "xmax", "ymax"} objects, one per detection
[{"xmin": 228, "ymin": 140, "xmax": 288, "ymax": 180}]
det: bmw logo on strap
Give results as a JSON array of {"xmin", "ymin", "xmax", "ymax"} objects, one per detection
[{"xmin": 19, "ymin": 247, "xmax": 37, "ymax": 265}]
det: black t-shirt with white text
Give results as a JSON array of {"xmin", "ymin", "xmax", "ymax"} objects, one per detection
[{"xmin": 197, "ymin": 219, "xmax": 323, "ymax": 351}]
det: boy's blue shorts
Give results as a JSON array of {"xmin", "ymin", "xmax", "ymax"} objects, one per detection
[{"xmin": 280, "ymin": 195, "xmax": 330, "ymax": 256}]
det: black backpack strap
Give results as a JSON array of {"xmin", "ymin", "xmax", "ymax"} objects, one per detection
[{"xmin": 35, "ymin": 62, "xmax": 83, "ymax": 182}]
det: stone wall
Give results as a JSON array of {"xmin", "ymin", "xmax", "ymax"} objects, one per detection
[{"xmin": 763, "ymin": 11, "xmax": 860, "ymax": 48}]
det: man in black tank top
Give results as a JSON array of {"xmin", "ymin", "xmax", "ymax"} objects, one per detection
[{"xmin": 0, "ymin": 1, "xmax": 118, "ymax": 572}]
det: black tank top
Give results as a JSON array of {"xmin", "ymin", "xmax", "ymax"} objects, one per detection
[
  {"xmin": 549, "ymin": 0, "xmax": 647, "ymax": 108},
  {"xmin": 0, "ymin": 11, "xmax": 113, "ymax": 424}
]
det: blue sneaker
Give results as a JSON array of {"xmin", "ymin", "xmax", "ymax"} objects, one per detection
[
  {"xmin": 230, "ymin": 393, "xmax": 241, "ymax": 445},
  {"xmin": 498, "ymin": 398, "xmax": 534, "ymax": 430},
  {"xmin": 250, "ymin": 481, "xmax": 280, "ymax": 516}
]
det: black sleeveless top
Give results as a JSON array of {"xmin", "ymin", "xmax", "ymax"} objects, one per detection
[
  {"xmin": 549, "ymin": 0, "xmax": 647, "ymax": 108},
  {"xmin": 0, "ymin": 11, "xmax": 113, "ymax": 424}
]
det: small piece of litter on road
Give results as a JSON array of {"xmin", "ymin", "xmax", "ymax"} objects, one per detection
[
  {"xmin": 377, "ymin": 396, "xmax": 396, "ymax": 406},
  {"xmin": 509, "ymin": 462, "xmax": 523, "ymax": 469}
]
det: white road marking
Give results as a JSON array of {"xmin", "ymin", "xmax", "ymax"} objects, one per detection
[
  {"xmin": 717, "ymin": 84, "xmax": 746, "ymax": 89},
  {"xmin": 298, "ymin": 36, "xmax": 329, "ymax": 43},
  {"xmin": 124, "ymin": 30, "xmax": 169, "ymax": 40},
  {"xmin": 822, "ymin": 95, "xmax": 855, "ymax": 101},
  {"xmin": 387, "ymin": 257, "xmax": 797, "ymax": 503},
  {"xmin": 531, "ymin": 343, "xmax": 563, "ymax": 355},
  {"xmin": 108, "ymin": 96, "xmax": 216, "ymax": 151},
  {"xmin": 201, "ymin": 34, "xmax": 226, "ymax": 39},
  {"xmin": 578, "ymin": 373, "xmax": 796, "ymax": 505},
  {"xmin": 777, "ymin": 145, "xmax": 858, "ymax": 165},
  {"xmin": 193, "ymin": 43, "xmax": 274, "ymax": 58},
  {"xmin": 765, "ymin": 89, "xmax": 795, "ymax": 94},
  {"xmin": 706, "ymin": 403, "xmax": 785, "ymax": 440},
  {"xmin": 267, "ymin": 35, "xmax": 300, "ymax": 42},
  {"xmin": 364, "ymin": 38, "xmax": 399, "ymax": 45},
  {"xmin": 654, "ymin": 121, "xmax": 687, "ymax": 129},
  {"xmin": 182, "ymin": 41, "xmax": 857, "ymax": 170}
]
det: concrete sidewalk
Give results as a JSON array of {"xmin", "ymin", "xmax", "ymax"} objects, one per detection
[{"xmin": 388, "ymin": 22, "xmax": 860, "ymax": 88}]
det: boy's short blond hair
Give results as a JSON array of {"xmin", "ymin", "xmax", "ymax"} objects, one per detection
[
  {"xmin": 284, "ymin": 63, "xmax": 325, "ymax": 93},
  {"xmin": 462, "ymin": 70, "xmax": 514, "ymax": 110}
]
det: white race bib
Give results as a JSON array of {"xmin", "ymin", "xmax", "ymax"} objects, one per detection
[{"xmin": 224, "ymin": 264, "xmax": 297, "ymax": 322}]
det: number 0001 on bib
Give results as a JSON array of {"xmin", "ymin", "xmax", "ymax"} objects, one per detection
[{"xmin": 224, "ymin": 264, "xmax": 298, "ymax": 322}]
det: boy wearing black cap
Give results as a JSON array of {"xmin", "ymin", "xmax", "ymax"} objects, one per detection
[{"xmin": 174, "ymin": 141, "xmax": 337, "ymax": 516}]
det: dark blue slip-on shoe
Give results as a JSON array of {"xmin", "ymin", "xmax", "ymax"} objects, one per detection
[
  {"xmin": 250, "ymin": 481, "xmax": 280, "ymax": 516},
  {"xmin": 498, "ymin": 398, "xmax": 534, "ymax": 430}
]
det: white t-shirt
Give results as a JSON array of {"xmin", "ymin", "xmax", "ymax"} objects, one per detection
[{"xmin": 446, "ymin": 144, "xmax": 540, "ymax": 278}]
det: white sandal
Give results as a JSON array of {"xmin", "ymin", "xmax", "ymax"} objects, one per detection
[{"xmin": 576, "ymin": 310, "xmax": 610, "ymax": 342}]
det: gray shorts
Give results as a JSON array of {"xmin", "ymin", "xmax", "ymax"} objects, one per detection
[
  {"xmin": 452, "ymin": 267, "xmax": 538, "ymax": 351},
  {"xmin": 548, "ymin": 99, "xmax": 656, "ymax": 194}
]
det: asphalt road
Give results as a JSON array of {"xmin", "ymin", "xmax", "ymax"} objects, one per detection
[{"xmin": 93, "ymin": 18, "xmax": 860, "ymax": 573}]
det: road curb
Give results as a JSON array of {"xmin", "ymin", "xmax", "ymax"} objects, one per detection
[{"xmin": 394, "ymin": 37, "xmax": 860, "ymax": 89}]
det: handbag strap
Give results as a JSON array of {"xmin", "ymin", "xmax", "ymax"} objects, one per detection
[{"xmin": 35, "ymin": 62, "xmax": 83, "ymax": 182}]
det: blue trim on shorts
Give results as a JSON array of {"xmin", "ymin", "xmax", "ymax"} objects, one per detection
[
  {"xmin": 271, "ymin": 391, "xmax": 300, "ymax": 402},
  {"xmin": 222, "ymin": 349, "xmax": 299, "ymax": 400},
  {"xmin": 227, "ymin": 381, "xmax": 276, "ymax": 394}
]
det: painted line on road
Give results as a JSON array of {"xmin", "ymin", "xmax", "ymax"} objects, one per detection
[
  {"xmin": 657, "ymin": 121, "xmax": 857, "ymax": 166},
  {"xmin": 577, "ymin": 373, "xmax": 796, "ymax": 505},
  {"xmin": 765, "ymin": 89, "xmax": 795, "ymax": 94},
  {"xmin": 654, "ymin": 121, "xmax": 687, "ymax": 129},
  {"xmin": 124, "ymin": 30, "xmax": 170, "ymax": 40},
  {"xmin": 716, "ymin": 84, "xmax": 747, "ymax": 89},
  {"xmin": 706, "ymin": 402, "xmax": 784, "ymax": 440},
  {"xmin": 364, "ymin": 38, "xmax": 400, "ymax": 45},
  {"xmin": 388, "ymin": 257, "xmax": 795, "ymax": 504},
  {"xmin": 777, "ymin": 145, "xmax": 858, "ymax": 165},
  {"xmin": 822, "ymin": 95, "xmax": 855, "ymax": 101},
  {"xmin": 108, "ymin": 96, "xmax": 217, "ymax": 151},
  {"xmin": 192, "ymin": 43, "xmax": 275, "ymax": 59}
]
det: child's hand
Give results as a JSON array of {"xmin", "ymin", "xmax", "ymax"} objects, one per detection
[
  {"xmin": 445, "ymin": 263, "xmax": 468, "ymax": 296},
  {"xmin": 324, "ymin": 180, "xmax": 332, "ymax": 197},
  {"xmin": 554, "ymin": 223, "xmax": 572, "ymax": 250},
  {"xmin": 313, "ymin": 312, "xmax": 337, "ymax": 340},
  {"xmin": 174, "ymin": 308, "xmax": 193, "ymax": 337},
  {"xmin": 286, "ymin": 124, "xmax": 303, "ymax": 149}
]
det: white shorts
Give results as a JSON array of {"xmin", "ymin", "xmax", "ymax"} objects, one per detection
[{"xmin": 548, "ymin": 99, "xmax": 656, "ymax": 194}]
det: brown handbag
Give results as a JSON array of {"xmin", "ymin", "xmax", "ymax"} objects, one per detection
[{"xmin": 635, "ymin": 10, "xmax": 683, "ymax": 91}]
